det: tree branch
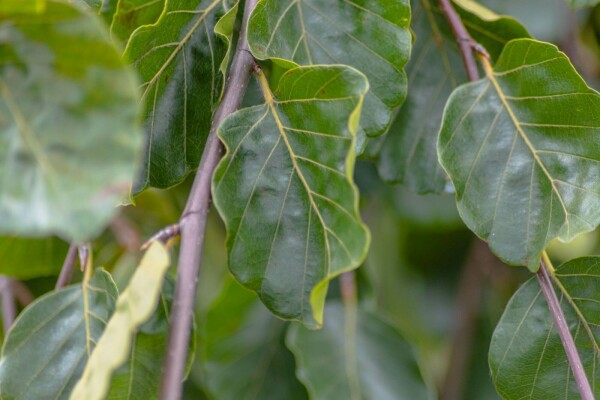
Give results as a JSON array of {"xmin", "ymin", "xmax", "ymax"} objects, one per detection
[
  {"xmin": 438, "ymin": 0, "xmax": 485, "ymax": 81},
  {"xmin": 537, "ymin": 257, "xmax": 594, "ymax": 400},
  {"xmin": 158, "ymin": 1, "xmax": 259, "ymax": 398},
  {"xmin": 56, "ymin": 244, "xmax": 78, "ymax": 290}
]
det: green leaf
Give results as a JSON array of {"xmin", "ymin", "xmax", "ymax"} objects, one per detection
[
  {"xmin": 109, "ymin": 0, "xmax": 166, "ymax": 43},
  {"xmin": 286, "ymin": 302, "xmax": 431, "ymax": 400},
  {"xmin": 71, "ymin": 242, "xmax": 170, "ymax": 400},
  {"xmin": 125, "ymin": 0, "xmax": 235, "ymax": 192},
  {"xmin": 0, "ymin": 0, "xmax": 142, "ymax": 242},
  {"xmin": 564, "ymin": 0, "xmax": 600, "ymax": 9},
  {"xmin": 247, "ymin": 0, "xmax": 412, "ymax": 139},
  {"xmin": 201, "ymin": 278, "xmax": 308, "ymax": 399},
  {"xmin": 212, "ymin": 65, "xmax": 370, "ymax": 328},
  {"xmin": 438, "ymin": 38, "xmax": 600, "ymax": 270},
  {"xmin": 489, "ymin": 257, "xmax": 600, "ymax": 399},
  {"xmin": 0, "ymin": 236, "xmax": 69, "ymax": 279},
  {"xmin": 0, "ymin": 269, "xmax": 118, "ymax": 399},
  {"xmin": 365, "ymin": 0, "xmax": 529, "ymax": 193}
]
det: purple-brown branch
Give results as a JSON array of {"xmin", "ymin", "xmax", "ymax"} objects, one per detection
[
  {"xmin": 537, "ymin": 260, "xmax": 594, "ymax": 400},
  {"xmin": 158, "ymin": 1, "xmax": 259, "ymax": 398},
  {"xmin": 0, "ymin": 277, "xmax": 16, "ymax": 333},
  {"xmin": 438, "ymin": 0, "xmax": 482, "ymax": 81}
]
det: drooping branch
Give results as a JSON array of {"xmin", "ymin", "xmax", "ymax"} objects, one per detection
[
  {"xmin": 537, "ymin": 256, "xmax": 594, "ymax": 400},
  {"xmin": 438, "ymin": 0, "xmax": 486, "ymax": 81},
  {"xmin": 158, "ymin": 0, "xmax": 259, "ymax": 398}
]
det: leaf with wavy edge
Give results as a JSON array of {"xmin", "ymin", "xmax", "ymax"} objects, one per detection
[
  {"xmin": 212, "ymin": 65, "xmax": 370, "ymax": 328},
  {"xmin": 0, "ymin": 269, "xmax": 118, "ymax": 399},
  {"xmin": 247, "ymin": 0, "xmax": 411, "ymax": 141},
  {"xmin": 490, "ymin": 257, "xmax": 600, "ymax": 399},
  {"xmin": 0, "ymin": 0, "xmax": 142, "ymax": 241},
  {"xmin": 438, "ymin": 39, "xmax": 600, "ymax": 270},
  {"xmin": 71, "ymin": 243, "xmax": 170, "ymax": 400},
  {"xmin": 365, "ymin": 0, "xmax": 529, "ymax": 193},
  {"xmin": 125, "ymin": 0, "xmax": 235, "ymax": 192},
  {"xmin": 286, "ymin": 302, "xmax": 430, "ymax": 400}
]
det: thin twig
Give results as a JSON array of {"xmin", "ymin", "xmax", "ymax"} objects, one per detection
[
  {"xmin": 440, "ymin": 239, "xmax": 493, "ymax": 400},
  {"xmin": 56, "ymin": 244, "xmax": 78, "ymax": 290},
  {"xmin": 140, "ymin": 223, "xmax": 180, "ymax": 251},
  {"xmin": 0, "ymin": 277, "xmax": 17, "ymax": 334},
  {"xmin": 537, "ymin": 257, "xmax": 594, "ymax": 400},
  {"xmin": 438, "ymin": 0, "xmax": 487, "ymax": 81},
  {"xmin": 158, "ymin": 1, "xmax": 259, "ymax": 398}
]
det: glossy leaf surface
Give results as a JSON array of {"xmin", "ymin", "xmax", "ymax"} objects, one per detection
[
  {"xmin": 126, "ymin": 0, "xmax": 234, "ymax": 192},
  {"xmin": 287, "ymin": 302, "xmax": 430, "ymax": 400},
  {"xmin": 438, "ymin": 39, "xmax": 600, "ymax": 270},
  {"xmin": 71, "ymin": 243, "xmax": 170, "ymax": 400},
  {"xmin": 201, "ymin": 278, "xmax": 308, "ymax": 399},
  {"xmin": 0, "ymin": 269, "xmax": 118, "ymax": 399},
  {"xmin": 0, "ymin": 236, "xmax": 68, "ymax": 279},
  {"xmin": 490, "ymin": 257, "xmax": 600, "ymax": 399},
  {"xmin": 366, "ymin": 0, "xmax": 529, "ymax": 193},
  {"xmin": 0, "ymin": 1, "xmax": 142, "ymax": 241},
  {"xmin": 247, "ymin": 0, "xmax": 412, "ymax": 139},
  {"xmin": 212, "ymin": 66, "xmax": 370, "ymax": 327}
]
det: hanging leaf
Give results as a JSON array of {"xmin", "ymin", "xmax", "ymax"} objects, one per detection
[
  {"xmin": 126, "ymin": 0, "xmax": 235, "ymax": 192},
  {"xmin": 70, "ymin": 242, "xmax": 170, "ymax": 400},
  {"xmin": 109, "ymin": 0, "xmax": 166, "ymax": 42},
  {"xmin": 286, "ymin": 302, "xmax": 430, "ymax": 400},
  {"xmin": 201, "ymin": 278, "xmax": 308, "ymax": 399},
  {"xmin": 365, "ymin": 0, "xmax": 529, "ymax": 193},
  {"xmin": 247, "ymin": 0, "xmax": 412, "ymax": 140},
  {"xmin": 0, "ymin": 269, "xmax": 118, "ymax": 399},
  {"xmin": 212, "ymin": 65, "xmax": 370, "ymax": 328},
  {"xmin": 0, "ymin": 236, "xmax": 68, "ymax": 279},
  {"xmin": 490, "ymin": 257, "xmax": 600, "ymax": 399},
  {"xmin": 0, "ymin": 0, "xmax": 142, "ymax": 242},
  {"xmin": 438, "ymin": 38, "xmax": 600, "ymax": 270},
  {"xmin": 105, "ymin": 276, "xmax": 189, "ymax": 400}
]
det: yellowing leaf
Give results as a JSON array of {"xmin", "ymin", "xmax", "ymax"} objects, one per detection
[{"xmin": 70, "ymin": 242, "xmax": 170, "ymax": 400}]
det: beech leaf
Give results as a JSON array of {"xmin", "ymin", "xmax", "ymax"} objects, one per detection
[
  {"xmin": 0, "ymin": 269, "xmax": 118, "ymax": 399},
  {"xmin": 438, "ymin": 39, "xmax": 600, "ymax": 270},
  {"xmin": 212, "ymin": 65, "xmax": 370, "ymax": 328},
  {"xmin": 125, "ymin": 0, "xmax": 236, "ymax": 192},
  {"xmin": 490, "ymin": 257, "xmax": 600, "ymax": 399},
  {"xmin": 0, "ymin": 0, "xmax": 143, "ymax": 241}
]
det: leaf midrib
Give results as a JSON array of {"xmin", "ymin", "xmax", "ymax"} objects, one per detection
[{"xmin": 482, "ymin": 58, "xmax": 571, "ymax": 234}]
